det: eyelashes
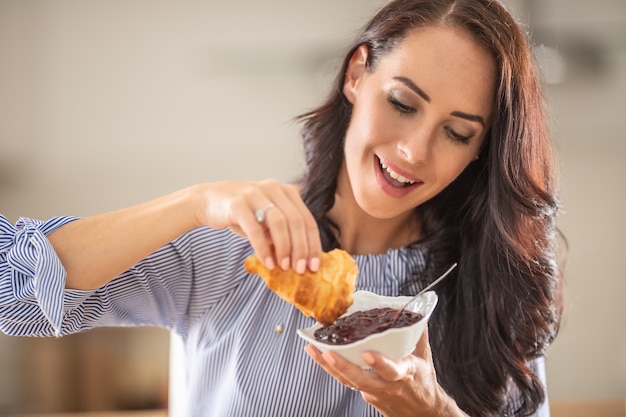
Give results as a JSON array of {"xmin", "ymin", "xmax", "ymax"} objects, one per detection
[
  {"xmin": 387, "ymin": 95, "xmax": 415, "ymax": 116},
  {"xmin": 386, "ymin": 94, "xmax": 472, "ymax": 145},
  {"xmin": 444, "ymin": 126, "xmax": 471, "ymax": 145}
]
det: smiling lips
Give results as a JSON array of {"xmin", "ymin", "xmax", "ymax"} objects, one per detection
[{"xmin": 377, "ymin": 156, "xmax": 422, "ymax": 189}]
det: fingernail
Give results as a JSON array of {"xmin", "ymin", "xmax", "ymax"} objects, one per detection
[
  {"xmin": 309, "ymin": 257, "xmax": 320, "ymax": 272},
  {"xmin": 264, "ymin": 257, "xmax": 275, "ymax": 270},
  {"xmin": 280, "ymin": 257, "xmax": 290, "ymax": 271},
  {"xmin": 296, "ymin": 259, "xmax": 306, "ymax": 274},
  {"xmin": 363, "ymin": 352, "xmax": 375, "ymax": 365}
]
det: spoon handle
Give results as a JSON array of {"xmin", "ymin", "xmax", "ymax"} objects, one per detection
[
  {"xmin": 413, "ymin": 262, "xmax": 457, "ymax": 299},
  {"xmin": 390, "ymin": 262, "xmax": 458, "ymax": 324}
]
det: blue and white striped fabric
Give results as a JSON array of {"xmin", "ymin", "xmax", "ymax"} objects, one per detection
[{"xmin": 0, "ymin": 214, "xmax": 549, "ymax": 416}]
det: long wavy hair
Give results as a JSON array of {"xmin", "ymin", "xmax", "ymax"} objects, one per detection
[{"xmin": 296, "ymin": 0, "xmax": 563, "ymax": 415}]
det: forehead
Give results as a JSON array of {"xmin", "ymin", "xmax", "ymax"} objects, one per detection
[{"xmin": 376, "ymin": 25, "xmax": 497, "ymax": 117}]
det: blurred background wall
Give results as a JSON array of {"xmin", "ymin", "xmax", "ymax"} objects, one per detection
[{"xmin": 0, "ymin": 0, "xmax": 624, "ymax": 413}]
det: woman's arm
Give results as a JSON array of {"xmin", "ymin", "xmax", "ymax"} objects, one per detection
[
  {"xmin": 49, "ymin": 187, "xmax": 198, "ymax": 290},
  {"xmin": 1, "ymin": 180, "xmax": 322, "ymax": 336},
  {"xmin": 48, "ymin": 181, "xmax": 322, "ymax": 290}
]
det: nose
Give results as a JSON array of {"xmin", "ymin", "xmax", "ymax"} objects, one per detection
[{"xmin": 396, "ymin": 123, "xmax": 436, "ymax": 164}]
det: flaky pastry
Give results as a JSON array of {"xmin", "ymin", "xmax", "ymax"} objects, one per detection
[{"xmin": 244, "ymin": 248, "xmax": 358, "ymax": 326}]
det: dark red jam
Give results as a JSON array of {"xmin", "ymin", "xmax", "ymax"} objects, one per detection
[{"xmin": 313, "ymin": 307, "xmax": 424, "ymax": 345}]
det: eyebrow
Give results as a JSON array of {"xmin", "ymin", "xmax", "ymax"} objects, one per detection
[
  {"xmin": 450, "ymin": 111, "xmax": 486, "ymax": 127},
  {"xmin": 394, "ymin": 76, "xmax": 430, "ymax": 102},
  {"xmin": 393, "ymin": 76, "xmax": 486, "ymax": 127}
]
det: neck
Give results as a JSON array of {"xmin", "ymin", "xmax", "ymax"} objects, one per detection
[{"xmin": 327, "ymin": 176, "xmax": 422, "ymax": 255}]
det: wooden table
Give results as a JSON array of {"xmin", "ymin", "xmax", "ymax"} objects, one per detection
[
  {"xmin": 4, "ymin": 400, "xmax": 625, "ymax": 417},
  {"xmin": 551, "ymin": 399, "xmax": 626, "ymax": 417}
]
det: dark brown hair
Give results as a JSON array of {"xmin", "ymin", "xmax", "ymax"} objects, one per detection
[{"xmin": 297, "ymin": 0, "xmax": 563, "ymax": 415}]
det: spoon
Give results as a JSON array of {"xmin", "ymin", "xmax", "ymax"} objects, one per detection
[{"xmin": 389, "ymin": 262, "xmax": 458, "ymax": 325}]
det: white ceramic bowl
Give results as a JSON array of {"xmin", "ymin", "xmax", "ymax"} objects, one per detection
[{"xmin": 297, "ymin": 290, "xmax": 438, "ymax": 369}]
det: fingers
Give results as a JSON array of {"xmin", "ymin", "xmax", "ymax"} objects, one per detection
[
  {"xmin": 304, "ymin": 345, "xmax": 376, "ymax": 392},
  {"xmin": 259, "ymin": 182, "xmax": 320, "ymax": 273},
  {"xmin": 229, "ymin": 193, "xmax": 278, "ymax": 269},
  {"xmin": 359, "ymin": 329, "xmax": 434, "ymax": 388},
  {"xmin": 282, "ymin": 184, "xmax": 322, "ymax": 272},
  {"xmin": 304, "ymin": 328, "xmax": 434, "ymax": 390},
  {"xmin": 222, "ymin": 179, "xmax": 321, "ymax": 273},
  {"xmin": 304, "ymin": 345, "xmax": 352, "ymax": 386}
]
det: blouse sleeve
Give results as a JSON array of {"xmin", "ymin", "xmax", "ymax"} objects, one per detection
[
  {"xmin": 0, "ymin": 214, "xmax": 198, "ymax": 338},
  {"xmin": 0, "ymin": 215, "xmax": 84, "ymax": 337},
  {"xmin": 505, "ymin": 356, "xmax": 551, "ymax": 416},
  {"xmin": 530, "ymin": 356, "xmax": 551, "ymax": 417}
]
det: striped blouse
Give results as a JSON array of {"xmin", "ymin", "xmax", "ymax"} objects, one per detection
[{"xmin": 0, "ymin": 214, "xmax": 550, "ymax": 416}]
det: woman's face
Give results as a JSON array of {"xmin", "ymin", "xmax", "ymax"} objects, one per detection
[{"xmin": 341, "ymin": 25, "xmax": 496, "ymax": 220}]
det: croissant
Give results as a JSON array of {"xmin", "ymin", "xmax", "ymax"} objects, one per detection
[{"xmin": 244, "ymin": 248, "xmax": 358, "ymax": 326}]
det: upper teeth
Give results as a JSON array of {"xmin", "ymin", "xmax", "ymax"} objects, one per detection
[{"xmin": 381, "ymin": 162, "xmax": 415, "ymax": 184}]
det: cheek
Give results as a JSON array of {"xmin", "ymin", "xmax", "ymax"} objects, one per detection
[
  {"xmin": 342, "ymin": 123, "xmax": 362, "ymax": 168},
  {"xmin": 343, "ymin": 106, "xmax": 371, "ymax": 156},
  {"xmin": 436, "ymin": 155, "xmax": 474, "ymax": 186},
  {"xmin": 345, "ymin": 101, "xmax": 394, "ymax": 151},
  {"xmin": 434, "ymin": 135, "xmax": 484, "ymax": 181}
]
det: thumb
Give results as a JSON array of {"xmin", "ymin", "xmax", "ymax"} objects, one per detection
[{"xmin": 412, "ymin": 326, "xmax": 433, "ymax": 363}]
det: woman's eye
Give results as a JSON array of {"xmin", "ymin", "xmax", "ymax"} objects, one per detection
[
  {"xmin": 387, "ymin": 95, "xmax": 415, "ymax": 116},
  {"xmin": 445, "ymin": 127, "xmax": 471, "ymax": 145}
]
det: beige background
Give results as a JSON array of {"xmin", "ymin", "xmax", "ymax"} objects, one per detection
[{"xmin": 1, "ymin": 0, "xmax": 624, "ymax": 413}]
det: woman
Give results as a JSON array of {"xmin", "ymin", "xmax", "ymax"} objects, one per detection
[{"xmin": 0, "ymin": 0, "xmax": 562, "ymax": 416}]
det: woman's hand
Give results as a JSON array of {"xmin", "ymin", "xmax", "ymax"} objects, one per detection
[
  {"xmin": 304, "ymin": 329, "xmax": 467, "ymax": 417},
  {"xmin": 193, "ymin": 180, "xmax": 322, "ymax": 273}
]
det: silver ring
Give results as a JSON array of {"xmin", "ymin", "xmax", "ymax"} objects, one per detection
[
  {"xmin": 255, "ymin": 203, "xmax": 274, "ymax": 223},
  {"xmin": 349, "ymin": 386, "xmax": 358, "ymax": 392}
]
